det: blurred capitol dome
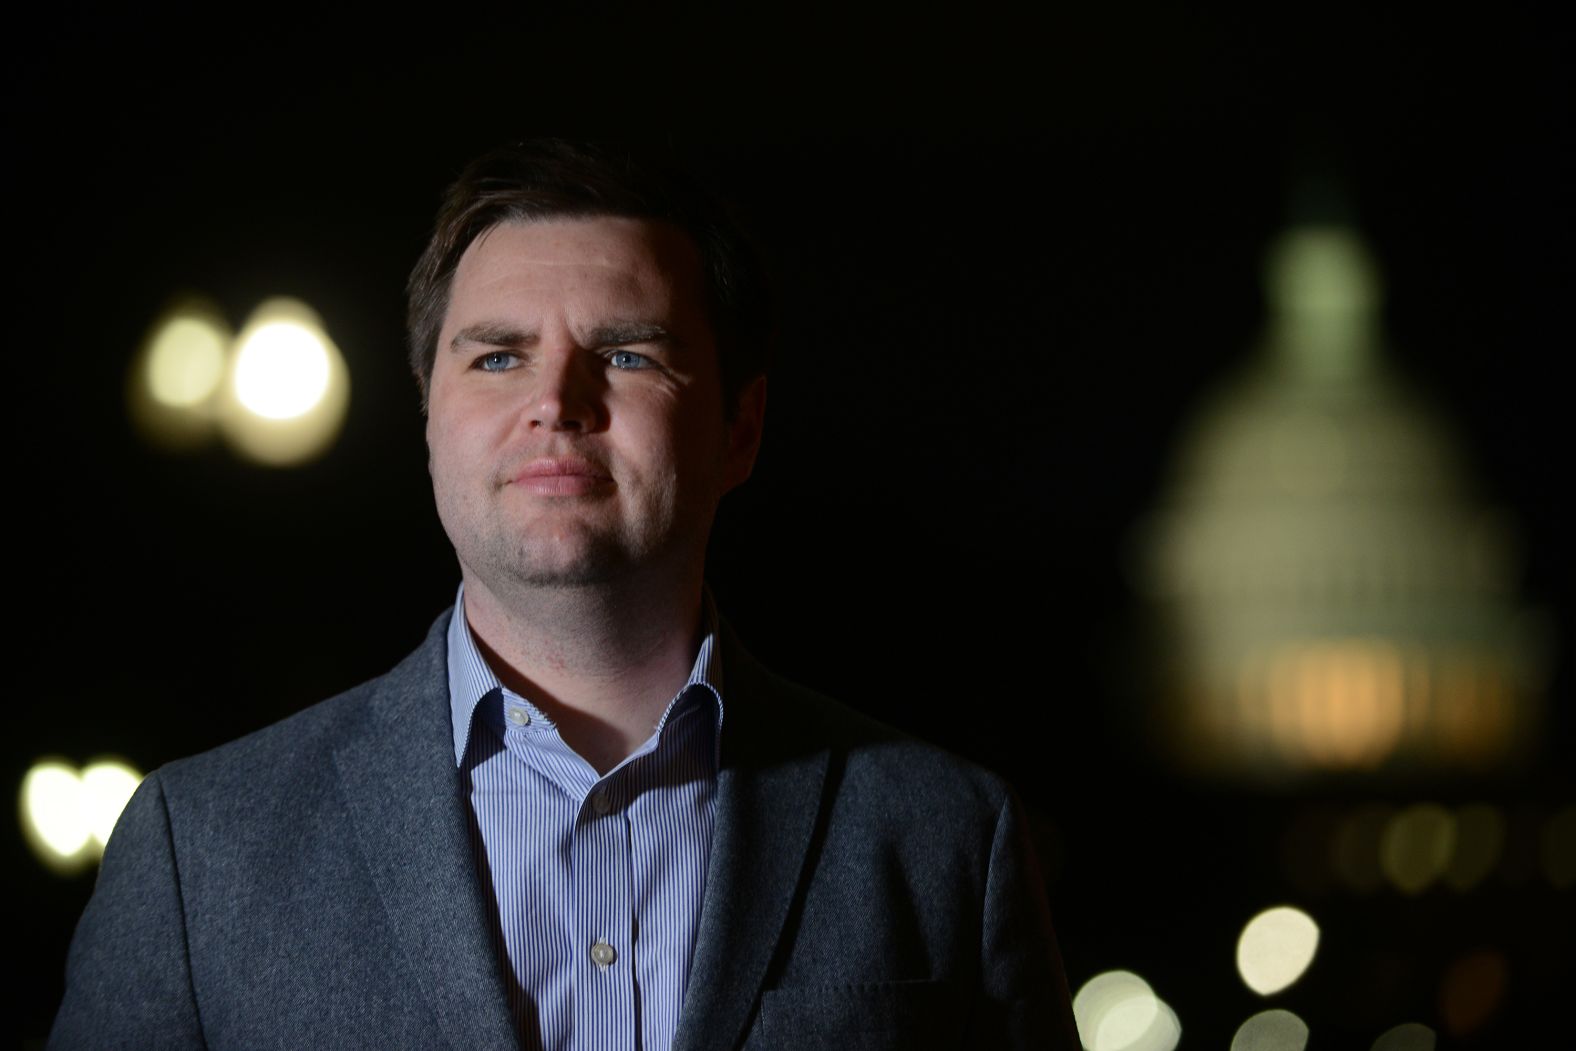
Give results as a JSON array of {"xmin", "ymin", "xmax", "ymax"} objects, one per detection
[{"xmin": 1136, "ymin": 226, "xmax": 1548, "ymax": 782}]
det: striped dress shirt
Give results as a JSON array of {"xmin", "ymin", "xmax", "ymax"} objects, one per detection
[{"xmin": 447, "ymin": 585, "xmax": 724, "ymax": 1051}]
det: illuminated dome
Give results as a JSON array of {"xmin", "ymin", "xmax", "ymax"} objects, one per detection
[{"xmin": 1138, "ymin": 227, "xmax": 1546, "ymax": 779}]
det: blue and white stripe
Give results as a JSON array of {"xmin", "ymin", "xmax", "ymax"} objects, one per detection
[{"xmin": 448, "ymin": 585, "xmax": 723, "ymax": 1051}]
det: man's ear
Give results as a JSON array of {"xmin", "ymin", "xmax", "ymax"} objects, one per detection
[{"xmin": 722, "ymin": 375, "xmax": 767, "ymax": 492}]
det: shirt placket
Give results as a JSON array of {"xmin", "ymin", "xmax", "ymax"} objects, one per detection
[{"xmin": 570, "ymin": 775, "xmax": 636, "ymax": 1051}]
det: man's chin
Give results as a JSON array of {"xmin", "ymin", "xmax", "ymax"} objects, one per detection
[
  {"xmin": 506, "ymin": 563, "xmax": 629, "ymax": 589},
  {"xmin": 462, "ymin": 527, "xmax": 674, "ymax": 595},
  {"xmin": 496, "ymin": 542, "xmax": 641, "ymax": 591}
]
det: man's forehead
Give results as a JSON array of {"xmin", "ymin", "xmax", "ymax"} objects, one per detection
[
  {"xmin": 458, "ymin": 216, "xmax": 701, "ymax": 283},
  {"xmin": 442, "ymin": 216, "xmax": 713, "ymax": 347}
]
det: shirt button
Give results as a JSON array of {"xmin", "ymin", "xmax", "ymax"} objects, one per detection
[
  {"xmin": 590, "ymin": 939, "xmax": 617, "ymax": 970},
  {"xmin": 506, "ymin": 707, "xmax": 531, "ymax": 727},
  {"xmin": 592, "ymin": 790, "xmax": 613, "ymax": 815}
]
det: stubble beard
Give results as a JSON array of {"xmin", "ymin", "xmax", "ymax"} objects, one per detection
[
  {"xmin": 436, "ymin": 460, "xmax": 716, "ymax": 609},
  {"xmin": 491, "ymin": 528, "xmax": 641, "ymax": 591},
  {"xmin": 460, "ymin": 490, "xmax": 695, "ymax": 601}
]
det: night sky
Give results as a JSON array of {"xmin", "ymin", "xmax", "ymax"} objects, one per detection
[{"xmin": 7, "ymin": 5, "xmax": 1571, "ymax": 1044}]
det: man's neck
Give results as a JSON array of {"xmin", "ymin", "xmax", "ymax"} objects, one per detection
[{"xmin": 459, "ymin": 571, "xmax": 705, "ymax": 776}]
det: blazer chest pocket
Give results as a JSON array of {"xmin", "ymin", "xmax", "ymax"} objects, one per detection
[{"xmin": 755, "ymin": 980, "xmax": 965, "ymax": 1051}]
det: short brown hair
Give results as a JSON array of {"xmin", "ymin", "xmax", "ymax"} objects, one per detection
[{"xmin": 406, "ymin": 140, "xmax": 772, "ymax": 416}]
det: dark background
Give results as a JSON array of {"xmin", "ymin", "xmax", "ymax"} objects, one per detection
[{"xmin": 7, "ymin": 4, "xmax": 1571, "ymax": 1045}]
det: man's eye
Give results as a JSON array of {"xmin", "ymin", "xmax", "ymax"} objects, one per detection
[
  {"xmin": 476, "ymin": 351, "xmax": 518, "ymax": 372},
  {"xmin": 608, "ymin": 349, "xmax": 653, "ymax": 370}
]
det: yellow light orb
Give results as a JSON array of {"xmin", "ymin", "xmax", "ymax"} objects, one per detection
[
  {"xmin": 1380, "ymin": 804, "xmax": 1456, "ymax": 894},
  {"xmin": 1332, "ymin": 804, "xmax": 1390, "ymax": 893},
  {"xmin": 1443, "ymin": 803, "xmax": 1505, "ymax": 891},
  {"xmin": 1237, "ymin": 905, "xmax": 1320, "ymax": 996},
  {"xmin": 146, "ymin": 315, "xmax": 228, "ymax": 408},
  {"xmin": 128, "ymin": 299, "xmax": 233, "ymax": 450}
]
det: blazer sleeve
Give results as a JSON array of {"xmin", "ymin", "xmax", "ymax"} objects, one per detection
[
  {"xmin": 49, "ymin": 771, "xmax": 206, "ymax": 1050},
  {"xmin": 970, "ymin": 790, "xmax": 1082, "ymax": 1050}
]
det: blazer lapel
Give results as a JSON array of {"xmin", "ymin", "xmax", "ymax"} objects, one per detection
[
  {"xmin": 673, "ymin": 624, "xmax": 831, "ymax": 1051},
  {"xmin": 332, "ymin": 611, "xmax": 520, "ymax": 1051}
]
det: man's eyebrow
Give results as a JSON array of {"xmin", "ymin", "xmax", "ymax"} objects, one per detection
[
  {"xmin": 449, "ymin": 321, "xmax": 680, "ymax": 351},
  {"xmin": 449, "ymin": 323, "xmax": 536, "ymax": 350},
  {"xmin": 585, "ymin": 322, "xmax": 676, "ymax": 348}
]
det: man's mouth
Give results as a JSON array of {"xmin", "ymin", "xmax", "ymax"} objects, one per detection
[{"xmin": 509, "ymin": 457, "xmax": 613, "ymax": 495}]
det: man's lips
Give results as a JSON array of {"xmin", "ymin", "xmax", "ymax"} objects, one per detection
[{"xmin": 508, "ymin": 457, "xmax": 613, "ymax": 495}]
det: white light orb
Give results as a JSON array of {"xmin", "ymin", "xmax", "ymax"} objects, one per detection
[
  {"xmin": 218, "ymin": 298, "xmax": 351, "ymax": 466},
  {"xmin": 22, "ymin": 761, "xmax": 92, "ymax": 862},
  {"xmin": 1073, "ymin": 970, "xmax": 1181, "ymax": 1051},
  {"xmin": 20, "ymin": 757, "xmax": 145, "ymax": 873},
  {"xmin": 1232, "ymin": 1008, "xmax": 1310, "ymax": 1051},
  {"xmin": 233, "ymin": 319, "xmax": 332, "ymax": 420},
  {"xmin": 1237, "ymin": 905, "xmax": 1320, "ymax": 995},
  {"xmin": 82, "ymin": 760, "xmax": 144, "ymax": 845}
]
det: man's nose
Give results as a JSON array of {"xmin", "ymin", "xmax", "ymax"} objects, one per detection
[{"xmin": 528, "ymin": 350, "xmax": 604, "ymax": 432}]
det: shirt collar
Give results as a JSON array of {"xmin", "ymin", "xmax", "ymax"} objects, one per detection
[{"xmin": 446, "ymin": 582, "xmax": 724, "ymax": 767}]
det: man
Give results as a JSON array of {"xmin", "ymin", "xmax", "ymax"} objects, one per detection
[{"xmin": 52, "ymin": 141, "xmax": 1079, "ymax": 1050}]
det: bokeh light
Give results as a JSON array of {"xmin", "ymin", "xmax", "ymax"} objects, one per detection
[
  {"xmin": 20, "ymin": 757, "xmax": 144, "ymax": 873},
  {"xmin": 218, "ymin": 297, "xmax": 350, "ymax": 466},
  {"xmin": 1332, "ymin": 804, "xmax": 1390, "ymax": 893},
  {"xmin": 1370, "ymin": 1022, "xmax": 1436, "ymax": 1050},
  {"xmin": 148, "ymin": 315, "xmax": 228, "ymax": 407},
  {"xmin": 1380, "ymin": 804, "xmax": 1456, "ymax": 894},
  {"xmin": 128, "ymin": 300, "xmax": 233, "ymax": 448},
  {"xmin": 1438, "ymin": 949, "xmax": 1508, "ymax": 1037},
  {"xmin": 233, "ymin": 318, "xmax": 332, "ymax": 419},
  {"xmin": 22, "ymin": 762, "xmax": 91, "ymax": 863},
  {"xmin": 1281, "ymin": 806, "xmax": 1340, "ymax": 896},
  {"xmin": 1443, "ymin": 803, "xmax": 1505, "ymax": 891},
  {"xmin": 82, "ymin": 761, "xmax": 143, "ymax": 846},
  {"xmin": 1072, "ymin": 970, "xmax": 1182, "ymax": 1051},
  {"xmin": 1231, "ymin": 1008, "xmax": 1310, "ymax": 1051},
  {"xmin": 1237, "ymin": 905, "xmax": 1320, "ymax": 995},
  {"xmin": 1542, "ymin": 804, "xmax": 1576, "ymax": 889}
]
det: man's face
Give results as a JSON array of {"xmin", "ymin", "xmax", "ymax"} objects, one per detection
[{"xmin": 426, "ymin": 216, "xmax": 763, "ymax": 598}]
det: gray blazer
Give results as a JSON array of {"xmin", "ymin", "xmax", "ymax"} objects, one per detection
[{"xmin": 51, "ymin": 609, "xmax": 1080, "ymax": 1050}]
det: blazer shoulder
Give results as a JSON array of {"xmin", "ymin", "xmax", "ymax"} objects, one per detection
[{"xmin": 749, "ymin": 662, "xmax": 1018, "ymax": 822}]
